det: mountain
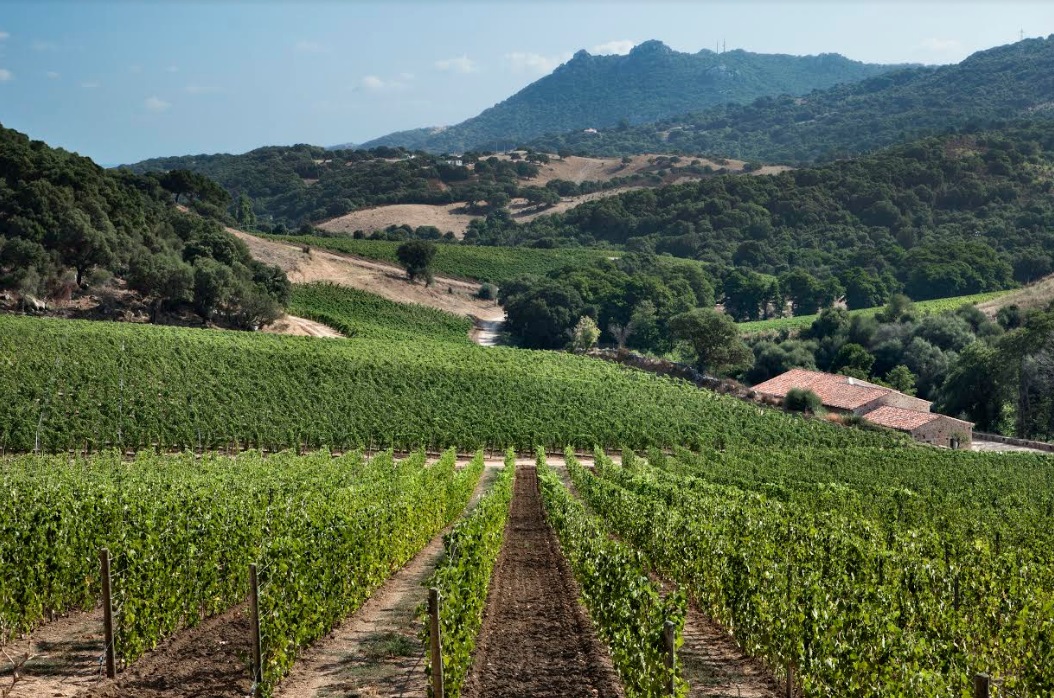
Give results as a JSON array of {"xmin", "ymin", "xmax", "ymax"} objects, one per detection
[
  {"xmin": 356, "ymin": 41, "xmax": 907, "ymax": 153},
  {"xmin": 527, "ymin": 36, "xmax": 1054, "ymax": 163}
]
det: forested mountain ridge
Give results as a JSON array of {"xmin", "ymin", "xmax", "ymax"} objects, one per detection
[
  {"xmin": 0, "ymin": 124, "xmax": 289, "ymax": 328},
  {"xmin": 355, "ymin": 41, "xmax": 906, "ymax": 153},
  {"xmin": 477, "ymin": 124, "xmax": 1054, "ymax": 308},
  {"xmin": 528, "ymin": 36, "xmax": 1054, "ymax": 163}
]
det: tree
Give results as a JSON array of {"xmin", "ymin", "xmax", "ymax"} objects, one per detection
[
  {"xmin": 571, "ymin": 316, "xmax": 600, "ymax": 351},
  {"xmin": 193, "ymin": 258, "xmax": 237, "ymax": 321},
  {"xmin": 831, "ymin": 342, "xmax": 875, "ymax": 377},
  {"xmin": 884, "ymin": 365, "xmax": 917, "ymax": 395},
  {"xmin": 236, "ymin": 194, "xmax": 257, "ymax": 230},
  {"xmin": 670, "ymin": 308, "xmax": 752, "ymax": 375},
  {"xmin": 396, "ymin": 240, "xmax": 437, "ymax": 283},
  {"xmin": 503, "ymin": 285, "xmax": 585, "ymax": 349}
]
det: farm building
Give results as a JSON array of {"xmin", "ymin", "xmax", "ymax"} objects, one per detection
[{"xmin": 752, "ymin": 368, "xmax": 973, "ymax": 448}]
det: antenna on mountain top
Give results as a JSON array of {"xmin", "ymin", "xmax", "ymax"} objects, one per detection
[
  {"xmin": 1020, "ymin": 29, "xmax": 1025, "ymax": 41},
  {"xmin": 723, "ymin": 39, "xmax": 726, "ymax": 53}
]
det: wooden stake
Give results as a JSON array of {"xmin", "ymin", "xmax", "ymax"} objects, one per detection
[
  {"xmin": 428, "ymin": 588, "xmax": 444, "ymax": 698},
  {"xmin": 249, "ymin": 563, "xmax": 262, "ymax": 697},
  {"xmin": 662, "ymin": 620, "xmax": 676, "ymax": 696},
  {"xmin": 786, "ymin": 664, "xmax": 794, "ymax": 698},
  {"xmin": 99, "ymin": 548, "xmax": 116, "ymax": 679},
  {"xmin": 974, "ymin": 674, "xmax": 990, "ymax": 698}
]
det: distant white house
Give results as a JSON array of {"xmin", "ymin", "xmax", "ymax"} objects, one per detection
[
  {"xmin": 444, "ymin": 155, "xmax": 463, "ymax": 166},
  {"xmin": 583, "ymin": 128, "xmax": 599, "ymax": 135}
]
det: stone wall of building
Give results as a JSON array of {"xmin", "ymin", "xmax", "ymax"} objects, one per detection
[{"xmin": 912, "ymin": 416, "xmax": 973, "ymax": 449}]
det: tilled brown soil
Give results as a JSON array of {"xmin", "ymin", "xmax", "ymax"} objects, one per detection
[
  {"xmin": 460, "ymin": 466, "xmax": 624, "ymax": 698},
  {"xmin": 78, "ymin": 605, "xmax": 252, "ymax": 698}
]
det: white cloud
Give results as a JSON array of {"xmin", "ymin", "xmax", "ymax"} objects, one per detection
[
  {"xmin": 294, "ymin": 40, "xmax": 330, "ymax": 54},
  {"xmin": 399, "ymin": 72, "xmax": 415, "ymax": 81},
  {"xmin": 185, "ymin": 83, "xmax": 220, "ymax": 94},
  {"xmin": 358, "ymin": 73, "xmax": 411, "ymax": 92},
  {"xmin": 0, "ymin": 68, "xmax": 12, "ymax": 82},
  {"xmin": 591, "ymin": 40, "xmax": 636, "ymax": 55},
  {"xmin": 80, "ymin": 81, "xmax": 100, "ymax": 89},
  {"xmin": 920, "ymin": 37, "xmax": 962, "ymax": 53},
  {"xmin": 504, "ymin": 52, "xmax": 570, "ymax": 75},
  {"xmin": 434, "ymin": 55, "xmax": 478, "ymax": 73},
  {"xmin": 46, "ymin": 71, "xmax": 59, "ymax": 79},
  {"xmin": 0, "ymin": 31, "xmax": 10, "ymax": 41},
  {"xmin": 144, "ymin": 96, "xmax": 171, "ymax": 112}
]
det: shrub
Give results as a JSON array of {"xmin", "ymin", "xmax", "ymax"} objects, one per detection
[
  {"xmin": 784, "ymin": 388, "xmax": 824, "ymax": 414},
  {"xmin": 477, "ymin": 283, "xmax": 498, "ymax": 300}
]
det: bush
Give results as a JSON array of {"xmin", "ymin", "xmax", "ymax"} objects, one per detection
[
  {"xmin": 477, "ymin": 282, "xmax": 498, "ymax": 300},
  {"xmin": 784, "ymin": 388, "xmax": 824, "ymax": 414}
]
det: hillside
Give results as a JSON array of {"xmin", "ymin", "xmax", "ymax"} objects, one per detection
[
  {"xmin": 356, "ymin": 41, "xmax": 905, "ymax": 153},
  {"xmin": 500, "ymin": 124, "xmax": 1054, "ymax": 305},
  {"xmin": 0, "ymin": 124, "xmax": 289, "ymax": 329},
  {"xmin": 0, "ymin": 313, "xmax": 894, "ymax": 453},
  {"xmin": 125, "ymin": 144, "xmax": 767, "ymax": 230},
  {"xmin": 529, "ymin": 36, "xmax": 1054, "ymax": 163}
]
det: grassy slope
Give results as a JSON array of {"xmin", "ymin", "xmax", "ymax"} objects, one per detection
[
  {"xmin": 0, "ymin": 314, "xmax": 900, "ymax": 454},
  {"xmin": 738, "ymin": 290, "xmax": 1012, "ymax": 334}
]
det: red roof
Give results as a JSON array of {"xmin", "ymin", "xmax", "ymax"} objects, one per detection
[
  {"xmin": 863, "ymin": 405, "xmax": 940, "ymax": 432},
  {"xmin": 751, "ymin": 368, "xmax": 891, "ymax": 411}
]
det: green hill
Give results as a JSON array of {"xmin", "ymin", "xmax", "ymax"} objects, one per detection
[
  {"xmin": 529, "ymin": 36, "xmax": 1054, "ymax": 163},
  {"xmin": 503, "ymin": 124, "xmax": 1054, "ymax": 304},
  {"xmin": 357, "ymin": 41, "xmax": 905, "ymax": 153},
  {"xmin": 0, "ymin": 124, "xmax": 288, "ymax": 328}
]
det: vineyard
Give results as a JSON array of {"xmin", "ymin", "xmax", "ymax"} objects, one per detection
[
  {"xmin": 568, "ymin": 446, "xmax": 1054, "ymax": 695},
  {"xmin": 0, "ymin": 314, "xmax": 900, "ymax": 453},
  {"xmin": 737, "ymin": 289, "xmax": 1012, "ymax": 334},
  {"xmin": 4, "ymin": 441, "xmax": 1053, "ymax": 695},
  {"xmin": 1, "ymin": 448, "xmax": 483, "ymax": 696},
  {"xmin": 289, "ymin": 282, "xmax": 473, "ymax": 343}
]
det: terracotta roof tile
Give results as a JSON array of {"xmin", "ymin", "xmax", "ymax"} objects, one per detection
[
  {"xmin": 751, "ymin": 368, "xmax": 891, "ymax": 411},
  {"xmin": 863, "ymin": 405, "xmax": 941, "ymax": 432}
]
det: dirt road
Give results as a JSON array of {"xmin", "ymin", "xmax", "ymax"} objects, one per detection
[{"xmin": 461, "ymin": 466, "xmax": 624, "ymax": 698}]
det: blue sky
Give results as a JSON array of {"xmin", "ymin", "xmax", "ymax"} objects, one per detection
[{"xmin": 0, "ymin": 1, "xmax": 1052, "ymax": 164}]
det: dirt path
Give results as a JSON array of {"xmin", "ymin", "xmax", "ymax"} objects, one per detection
[
  {"xmin": 679, "ymin": 604, "xmax": 781, "ymax": 698},
  {"xmin": 461, "ymin": 466, "xmax": 624, "ymax": 698},
  {"xmin": 232, "ymin": 231, "xmax": 505, "ymax": 326},
  {"xmin": 262, "ymin": 314, "xmax": 344, "ymax": 338},
  {"xmin": 274, "ymin": 466, "xmax": 498, "ymax": 698},
  {"xmin": 1, "ymin": 608, "xmax": 105, "ymax": 698}
]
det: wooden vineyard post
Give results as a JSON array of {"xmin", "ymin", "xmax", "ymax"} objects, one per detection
[
  {"xmin": 429, "ymin": 588, "xmax": 445, "ymax": 698},
  {"xmin": 974, "ymin": 674, "xmax": 990, "ymax": 698},
  {"xmin": 662, "ymin": 619, "xmax": 676, "ymax": 696},
  {"xmin": 249, "ymin": 563, "xmax": 262, "ymax": 697},
  {"xmin": 785, "ymin": 664, "xmax": 794, "ymax": 698},
  {"xmin": 99, "ymin": 548, "xmax": 116, "ymax": 679}
]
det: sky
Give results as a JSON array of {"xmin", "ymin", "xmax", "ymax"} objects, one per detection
[{"xmin": 0, "ymin": 1, "xmax": 1052, "ymax": 165}]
